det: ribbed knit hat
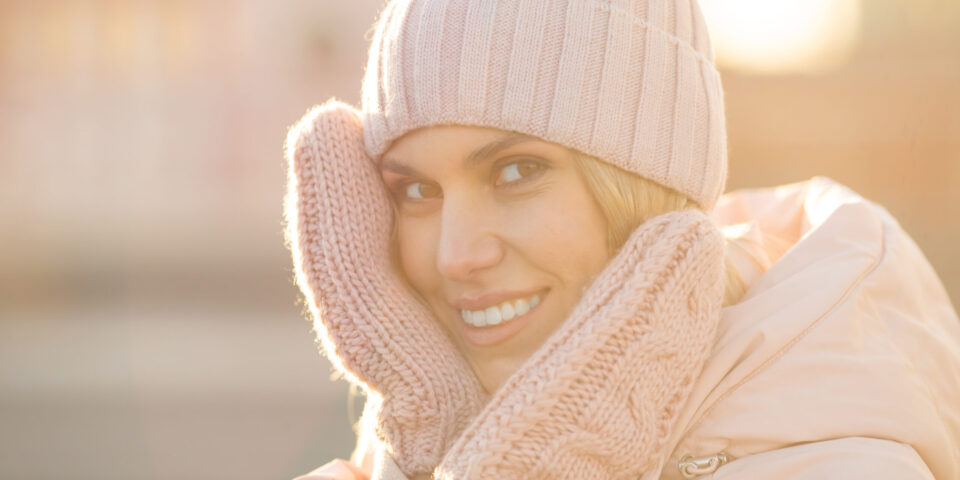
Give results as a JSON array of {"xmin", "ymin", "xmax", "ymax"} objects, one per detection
[{"xmin": 360, "ymin": 0, "xmax": 728, "ymax": 210}]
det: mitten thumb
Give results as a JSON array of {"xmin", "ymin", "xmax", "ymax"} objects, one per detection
[{"xmin": 284, "ymin": 99, "xmax": 488, "ymax": 476}]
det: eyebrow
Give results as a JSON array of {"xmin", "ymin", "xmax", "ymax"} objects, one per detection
[{"xmin": 379, "ymin": 132, "xmax": 537, "ymax": 177}]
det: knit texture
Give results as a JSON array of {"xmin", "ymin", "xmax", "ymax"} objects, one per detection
[
  {"xmin": 361, "ymin": 0, "xmax": 727, "ymax": 210},
  {"xmin": 285, "ymin": 100, "xmax": 725, "ymax": 478},
  {"xmin": 285, "ymin": 101, "xmax": 489, "ymax": 475},
  {"xmin": 434, "ymin": 199, "xmax": 724, "ymax": 479}
]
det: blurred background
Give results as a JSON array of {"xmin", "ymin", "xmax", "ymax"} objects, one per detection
[{"xmin": 0, "ymin": 0, "xmax": 957, "ymax": 479}]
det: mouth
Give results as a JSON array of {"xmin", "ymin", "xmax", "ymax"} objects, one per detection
[{"xmin": 456, "ymin": 289, "xmax": 549, "ymax": 347}]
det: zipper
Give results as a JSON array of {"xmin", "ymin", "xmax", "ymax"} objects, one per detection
[{"xmin": 678, "ymin": 452, "xmax": 730, "ymax": 479}]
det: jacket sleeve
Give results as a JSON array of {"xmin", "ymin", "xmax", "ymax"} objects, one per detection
[{"xmin": 710, "ymin": 437, "xmax": 934, "ymax": 479}]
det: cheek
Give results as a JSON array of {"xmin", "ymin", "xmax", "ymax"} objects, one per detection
[
  {"xmin": 396, "ymin": 218, "xmax": 439, "ymax": 291},
  {"xmin": 502, "ymin": 188, "xmax": 607, "ymax": 263}
]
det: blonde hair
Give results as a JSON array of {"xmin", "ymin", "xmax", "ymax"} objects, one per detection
[
  {"xmin": 385, "ymin": 149, "xmax": 747, "ymax": 309},
  {"xmin": 569, "ymin": 151, "xmax": 745, "ymax": 308}
]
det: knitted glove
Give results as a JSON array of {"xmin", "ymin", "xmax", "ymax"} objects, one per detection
[
  {"xmin": 435, "ymin": 209, "xmax": 725, "ymax": 479},
  {"xmin": 284, "ymin": 99, "xmax": 489, "ymax": 476}
]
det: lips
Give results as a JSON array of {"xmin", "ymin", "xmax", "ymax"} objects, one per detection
[
  {"xmin": 459, "ymin": 292, "xmax": 541, "ymax": 327},
  {"xmin": 451, "ymin": 287, "xmax": 546, "ymax": 311},
  {"xmin": 453, "ymin": 289, "xmax": 549, "ymax": 347}
]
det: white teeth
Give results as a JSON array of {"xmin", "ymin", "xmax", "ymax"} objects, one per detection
[
  {"xmin": 484, "ymin": 306, "xmax": 502, "ymax": 325},
  {"xmin": 514, "ymin": 298, "xmax": 530, "ymax": 316},
  {"xmin": 460, "ymin": 293, "xmax": 543, "ymax": 328},
  {"xmin": 500, "ymin": 302, "xmax": 516, "ymax": 321}
]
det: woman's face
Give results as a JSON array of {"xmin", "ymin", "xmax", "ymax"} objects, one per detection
[{"xmin": 380, "ymin": 125, "xmax": 609, "ymax": 393}]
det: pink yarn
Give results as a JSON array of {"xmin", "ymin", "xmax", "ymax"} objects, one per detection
[
  {"xmin": 360, "ymin": 0, "xmax": 728, "ymax": 210},
  {"xmin": 285, "ymin": 100, "xmax": 725, "ymax": 478},
  {"xmin": 285, "ymin": 100, "xmax": 489, "ymax": 475},
  {"xmin": 435, "ymin": 205, "xmax": 725, "ymax": 478}
]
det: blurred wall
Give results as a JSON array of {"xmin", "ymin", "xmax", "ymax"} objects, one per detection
[
  {"xmin": 721, "ymin": 0, "xmax": 960, "ymax": 297},
  {"xmin": 1, "ymin": 1, "xmax": 382, "ymax": 479},
  {"xmin": 0, "ymin": 1, "xmax": 957, "ymax": 479}
]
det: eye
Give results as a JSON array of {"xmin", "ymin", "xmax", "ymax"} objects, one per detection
[
  {"xmin": 402, "ymin": 181, "xmax": 441, "ymax": 200},
  {"xmin": 496, "ymin": 161, "xmax": 542, "ymax": 186}
]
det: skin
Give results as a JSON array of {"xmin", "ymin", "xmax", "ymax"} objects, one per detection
[{"xmin": 379, "ymin": 125, "xmax": 610, "ymax": 394}]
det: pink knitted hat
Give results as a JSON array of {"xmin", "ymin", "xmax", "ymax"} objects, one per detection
[{"xmin": 361, "ymin": 0, "xmax": 728, "ymax": 210}]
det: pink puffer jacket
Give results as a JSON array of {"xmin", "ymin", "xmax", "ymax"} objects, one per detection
[
  {"xmin": 355, "ymin": 176, "xmax": 960, "ymax": 479},
  {"xmin": 657, "ymin": 176, "xmax": 960, "ymax": 479}
]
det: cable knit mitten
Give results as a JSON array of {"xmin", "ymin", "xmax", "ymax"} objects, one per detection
[
  {"xmin": 435, "ymin": 209, "xmax": 725, "ymax": 479},
  {"xmin": 284, "ymin": 99, "xmax": 488, "ymax": 476}
]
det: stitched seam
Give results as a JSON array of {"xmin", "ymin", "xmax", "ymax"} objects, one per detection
[
  {"xmin": 680, "ymin": 209, "xmax": 889, "ymax": 438},
  {"xmin": 587, "ymin": 0, "xmax": 717, "ymax": 68}
]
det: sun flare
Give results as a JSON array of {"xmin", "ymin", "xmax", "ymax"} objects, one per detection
[{"xmin": 699, "ymin": 0, "xmax": 861, "ymax": 74}]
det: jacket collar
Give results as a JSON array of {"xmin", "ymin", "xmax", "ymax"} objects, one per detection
[{"xmin": 668, "ymin": 176, "xmax": 887, "ymax": 454}]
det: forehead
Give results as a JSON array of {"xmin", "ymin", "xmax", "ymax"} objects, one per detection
[{"xmin": 380, "ymin": 125, "xmax": 564, "ymax": 176}]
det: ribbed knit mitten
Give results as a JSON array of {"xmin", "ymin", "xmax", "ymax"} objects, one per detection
[
  {"xmin": 284, "ymin": 99, "xmax": 489, "ymax": 476},
  {"xmin": 435, "ymin": 209, "xmax": 725, "ymax": 479}
]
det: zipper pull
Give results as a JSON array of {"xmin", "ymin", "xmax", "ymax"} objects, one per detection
[{"xmin": 678, "ymin": 452, "xmax": 730, "ymax": 479}]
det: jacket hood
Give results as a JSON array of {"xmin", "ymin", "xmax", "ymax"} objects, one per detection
[{"xmin": 654, "ymin": 176, "xmax": 960, "ymax": 479}]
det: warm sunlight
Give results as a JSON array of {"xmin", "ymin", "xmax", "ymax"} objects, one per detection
[{"xmin": 699, "ymin": 0, "xmax": 861, "ymax": 74}]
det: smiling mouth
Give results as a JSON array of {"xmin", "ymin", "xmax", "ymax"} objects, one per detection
[
  {"xmin": 454, "ymin": 288, "xmax": 550, "ymax": 347},
  {"xmin": 459, "ymin": 291, "xmax": 542, "ymax": 327}
]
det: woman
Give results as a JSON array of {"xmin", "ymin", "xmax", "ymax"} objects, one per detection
[{"xmin": 284, "ymin": 0, "xmax": 960, "ymax": 479}]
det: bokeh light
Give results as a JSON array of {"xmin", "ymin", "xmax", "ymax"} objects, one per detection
[
  {"xmin": 0, "ymin": 1, "xmax": 957, "ymax": 479},
  {"xmin": 700, "ymin": 0, "xmax": 862, "ymax": 74}
]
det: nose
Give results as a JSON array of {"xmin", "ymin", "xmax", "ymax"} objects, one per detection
[{"xmin": 436, "ymin": 198, "xmax": 504, "ymax": 281}]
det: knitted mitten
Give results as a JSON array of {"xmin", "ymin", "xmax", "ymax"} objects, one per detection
[
  {"xmin": 435, "ymin": 209, "xmax": 725, "ymax": 479},
  {"xmin": 284, "ymin": 99, "xmax": 489, "ymax": 476}
]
